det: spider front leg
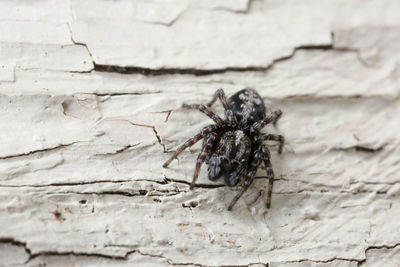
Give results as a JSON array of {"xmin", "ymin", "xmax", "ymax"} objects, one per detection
[
  {"xmin": 182, "ymin": 104, "xmax": 224, "ymax": 125},
  {"xmin": 261, "ymin": 145, "xmax": 274, "ymax": 208},
  {"xmin": 227, "ymin": 177, "xmax": 253, "ymax": 211},
  {"xmin": 228, "ymin": 146, "xmax": 263, "ymax": 211},
  {"xmin": 206, "ymin": 88, "xmax": 237, "ymax": 126},
  {"xmin": 259, "ymin": 134, "xmax": 285, "ymax": 154},
  {"xmin": 250, "ymin": 109, "xmax": 282, "ymax": 134},
  {"xmin": 190, "ymin": 133, "xmax": 217, "ymax": 189},
  {"xmin": 163, "ymin": 124, "xmax": 219, "ymax": 168}
]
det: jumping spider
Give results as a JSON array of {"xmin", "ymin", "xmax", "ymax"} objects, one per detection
[{"xmin": 163, "ymin": 88, "xmax": 284, "ymax": 211}]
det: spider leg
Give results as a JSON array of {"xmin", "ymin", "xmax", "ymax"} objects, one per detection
[
  {"xmin": 206, "ymin": 90, "xmax": 219, "ymax": 107},
  {"xmin": 207, "ymin": 88, "xmax": 237, "ymax": 125},
  {"xmin": 228, "ymin": 146, "xmax": 263, "ymax": 211},
  {"xmin": 206, "ymin": 88, "xmax": 228, "ymax": 108},
  {"xmin": 250, "ymin": 109, "xmax": 282, "ymax": 134},
  {"xmin": 162, "ymin": 125, "xmax": 219, "ymax": 168},
  {"xmin": 261, "ymin": 145, "xmax": 274, "ymax": 209},
  {"xmin": 190, "ymin": 133, "xmax": 217, "ymax": 189},
  {"xmin": 273, "ymin": 110, "xmax": 283, "ymax": 126},
  {"xmin": 259, "ymin": 134, "xmax": 285, "ymax": 154},
  {"xmin": 182, "ymin": 104, "xmax": 224, "ymax": 125},
  {"xmin": 227, "ymin": 178, "xmax": 252, "ymax": 211}
]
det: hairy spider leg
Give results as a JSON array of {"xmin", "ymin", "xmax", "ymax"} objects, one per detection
[
  {"xmin": 205, "ymin": 88, "xmax": 221, "ymax": 107},
  {"xmin": 162, "ymin": 124, "xmax": 219, "ymax": 168},
  {"xmin": 273, "ymin": 109, "xmax": 282, "ymax": 126},
  {"xmin": 190, "ymin": 133, "xmax": 218, "ymax": 189},
  {"xmin": 182, "ymin": 104, "xmax": 224, "ymax": 125},
  {"xmin": 259, "ymin": 134, "xmax": 285, "ymax": 154},
  {"xmin": 206, "ymin": 88, "xmax": 237, "ymax": 125},
  {"xmin": 261, "ymin": 145, "xmax": 275, "ymax": 208},
  {"xmin": 250, "ymin": 109, "xmax": 282, "ymax": 131},
  {"xmin": 228, "ymin": 146, "xmax": 263, "ymax": 211}
]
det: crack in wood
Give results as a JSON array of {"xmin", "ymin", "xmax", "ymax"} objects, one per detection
[
  {"xmin": 0, "ymin": 142, "xmax": 79, "ymax": 160},
  {"xmin": 163, "ymin": 176, "xmax": 225, "ymax": 189},
  {"xmin": 92, "ymin": 142, "xmax": 141, "ymax": 156},
  {"xmin": 62, "ymin": 30, "xmax": 372, "ymax": 78},
  {"xmin": 100, "ymin": 118, "xmax": 167, "ymax": 153},
  {"xmin": 93, "ymin": 91, "xmax": 162, "ymax": 96},
  {"xmin": 2, "ymin": 237, "xmax": 400, "ymax": 266},
  {"xmin": 89, "ymin": 42, "xmax": 371, "ymax": 77},
  {"xmin": 332, "ymin": 145, "xmax": 386, "ymax": 154}
]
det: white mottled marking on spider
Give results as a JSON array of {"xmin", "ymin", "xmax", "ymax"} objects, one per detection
[{"xmin": 238, "ymin": 93, "xmax": 249, "ymax": 100}]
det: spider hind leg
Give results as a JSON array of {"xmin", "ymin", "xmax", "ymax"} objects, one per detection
[
  {"xmin": 250, "ymin": 109, "xmax": 282, "ymax": 134},
  {"xmin": 182, "ymin": 104, "xmax": 224, "ymax": 125},
  {"xmin": 207, "ymin": 88, "xmax": 237, "ymax": 125}
]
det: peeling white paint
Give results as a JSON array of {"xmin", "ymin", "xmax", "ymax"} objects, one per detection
[{"xmin": 1, "ymin": 0, "xmax": 400, "ymax": 266}]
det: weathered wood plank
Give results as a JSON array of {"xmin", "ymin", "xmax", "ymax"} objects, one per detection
[{"xmin": 1, "ymin": 0, "xmax": 400, "ymax": 266}]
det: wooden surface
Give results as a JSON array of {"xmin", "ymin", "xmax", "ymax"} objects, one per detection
[{"xmin": 1, "ymin": 0, "xmax": 400, "ymax": 266}]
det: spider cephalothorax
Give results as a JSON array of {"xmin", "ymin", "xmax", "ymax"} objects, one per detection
[{"xmin": 163, "ymin": 88, "xmax": 284, "ymax": 210}]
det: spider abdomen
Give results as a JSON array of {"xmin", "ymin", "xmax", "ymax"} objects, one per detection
[{"xmin": 228, "ymin": 88, "xmax": 266, "ymax": 127}]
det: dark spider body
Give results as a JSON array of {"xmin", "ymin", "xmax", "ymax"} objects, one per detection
[
  {"xmin": 208, "ymin": 130, "xmax": 251, "ymax": 186},
  {"xmin": 228, "ymin": 89, "xmax": 266, "ymax": 127},
  {"xmin": 163, "ymin": 88, "xmax": 284, "ymax": 210}
]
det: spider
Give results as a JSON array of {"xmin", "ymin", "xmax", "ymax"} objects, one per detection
[{"xmin": 163, "ymin": 88, "xmax": 284, "ymax": 211}]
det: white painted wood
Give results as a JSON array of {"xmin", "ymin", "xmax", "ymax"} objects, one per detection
[{"xmin": 0, "ymin": 0, "xmax": 400, "ymax": 266}]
